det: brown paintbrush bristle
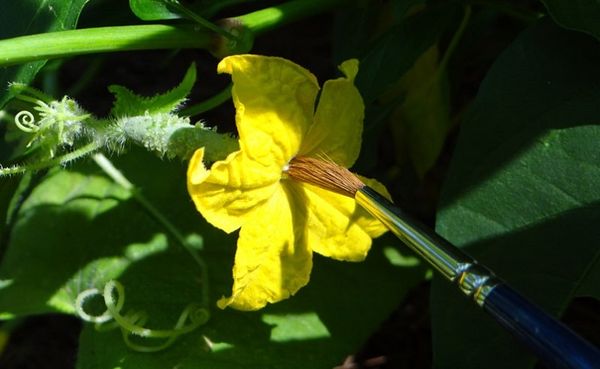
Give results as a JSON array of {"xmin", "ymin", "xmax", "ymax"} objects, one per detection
[{"xmin": 286, "ymin": 156, "xmax": 365, "ymax": 197}]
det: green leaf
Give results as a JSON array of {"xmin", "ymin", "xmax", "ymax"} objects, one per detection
[
  {"xmin": 350, "ymin": 3, "xmax": 458, "ymax": 173},
  {"xmin": 0, "ymin": 166, "xmax": 131, "ymax": 317},
  {"xmin": 0, "ymin": 146, "xmax": 426, "ymax": 367},
  {"xmin": 129, "ymin": 0, "xmax": 181, "ymax": 21},
  {"xmin": 388, "ymin": 46, "xmax": 450, "ymax": 178},
  {"xmin": 431, "ymin": 19, "xmax": 600, "ymax": 369},
  {"xmin": 542, "ymin": 0, "xmax": 600, "ymax": 40},
  {"xmin": 129, "ymin": 0, "xmax": 255, "ymax": 21},
  {"xmin": 0, "ymin": 0, "xmax": 90, "ymax": 109},
  {"xmin": 0, "ymin": 148, "xmax": 210, "ymax": 318},
  {"xmin": 77, "ymin": 233, "xmax": 427, "ymax": 369},
  {"xmin": 109, "ymin": 63, "xmax": 197, "ymax": 117},
  {"xmin": 355, "ymin": 3, "xmax": 460, "ymax": 103}
]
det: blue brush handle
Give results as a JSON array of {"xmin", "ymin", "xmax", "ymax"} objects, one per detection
[
  {"xmin": 483, "ymin": 284, "xmax": 600, "ymax": 369},
  {"xmin": 355, "ymin": 187, "xmax": 600, "ymax": 369}
]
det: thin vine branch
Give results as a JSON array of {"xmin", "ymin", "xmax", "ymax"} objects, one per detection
[
  {"xmin": 0, "ymin": 142, "xmax": 100, "ymax": 176},
  {"xmin": 92, "ymin": 153, "xmax": 209, "ymax": 307}
]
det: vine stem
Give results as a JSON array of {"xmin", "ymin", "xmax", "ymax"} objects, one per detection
[
  {"xmin": 91, "ymin": 153, "xmax": 209, "ymax": 306},
  {"xmin": 404, "ymin": 5, "xmax": 472, "ymax": 101},
  {"xmin": 11, "ymin": 84, "xmax": 55, "ymax": 104},
  {"xmin": 166, "ymin": 1, "xmax": 238, "ymax": 41},
  {"xmin": 0, "ymin": 25, "xmax": 211, "ymax": 68},
  {"xmin": 0, "ymin": 0, "xmax": 344, "ymax": 67},
  {"xmin": 0, "ymin": 141, "xmax": 100, "ymax": 176},
  {"xmin": 438, "ymin": 5, "xmax": 471, "ymax": 73}
]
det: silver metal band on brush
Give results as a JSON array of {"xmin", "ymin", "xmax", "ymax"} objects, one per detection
[{"xmin": 356, "ymin": 186, "xmax": 499, "ymax": 306}]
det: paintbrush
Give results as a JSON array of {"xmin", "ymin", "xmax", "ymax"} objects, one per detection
[{"xmin": 287, "ymin": 156, "xmax": 600, "ymax": 369}]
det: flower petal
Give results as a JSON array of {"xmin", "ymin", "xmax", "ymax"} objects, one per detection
[
  {"xmin": 356, "ymin": 175, "xmax": 393, "ymax": 236},
  {"xmin": 289, "ymin": 174, "xmax": 389, "ymax": 262},
  {"xmin": 300, "ymin": 59, "xmax": 364, "ymax": 167},
  {"xmin": 217, "ymin": 185, "xmax": 312, "ymax": 311},
  {"xmin": 218, "ymin": 55, "xmax": 320, "ymax": 167},
  {"xmin": 187, "ymin": 148, "xmax": 281, "ymax": 233}
]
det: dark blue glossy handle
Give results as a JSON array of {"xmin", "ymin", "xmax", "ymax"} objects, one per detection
[{"xmin": 483, "ymin": 284, "xmax": 600, "ymax": 369}]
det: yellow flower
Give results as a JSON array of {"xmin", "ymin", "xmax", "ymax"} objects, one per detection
[{"xmin": 187, "ymin": 55, "xmax": 389, "ymax": 311}]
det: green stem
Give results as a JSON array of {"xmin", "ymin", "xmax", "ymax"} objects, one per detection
[
  {"xmin": 0, "ymin": 141, "xmax": 100, "ymax": 176},
  {"xmin": 409, "ymin": 5, "xmax": 471, "ymax": 98},
  {"xmin": 0, "ymin": 0, "xmax": 344, "ymax": 67},
  {"xmin": 0, "ymin": 25, "xmax": 211, "ymax": 68},
  {"xmin": 92, "ymin": 153, "xmax": 134, "ymax": 190},
  {"xmin": 103, "ymin": 281, "xmax": 203, "ymax": 338},
  {"xmin": 167, "ymin": 1, "xmax": 238, "ymax": 41},
  {"xmin": 237, "ymin": 0, "xmax": 344, "ymax": 35},
  {"xmin": 12, "ymin": 84, "xmax": 54, "ymax": 104},
  {"xmin": 438, "ymin": 5, "xmax": 471, "ymax": 73},
  {"xmin": 180, "ymin": 84, "xmax": 232, "ymax": 117}
]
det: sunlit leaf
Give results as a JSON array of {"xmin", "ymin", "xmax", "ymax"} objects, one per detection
[
  {"xmin": 0, "ymin": 144, "xmax": 426, "ymax": 367},
  {"xmin": 129, "ymin": 0, "xmax": 181, "ymax": 21},
  {"xmin": 129, "ymin": 0, "xmax": 258, "ymax": 20}
]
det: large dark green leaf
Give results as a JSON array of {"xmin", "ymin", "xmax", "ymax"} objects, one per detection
[
  {"xmin": 431, "ymin": 18, "xmax": 600, "ymax": 369},
  {"xmin": 77, "ymin": 235, "xmax": 426, "ymax": 369},
  {"xmin": 0, "ymin": 146, "xmax": 426, "ymax": 367},
  {"xmin": 0, "ymin": 0, "xmax": 90, "ymax": 108},
  {"xmin": 542, "ymin": 0, "xmax": 600, "ymax": 40},
  {"xmin": 0, "ymin": 151, "xmax": 167, "ymax": 317},
  {"xmin": 0, "ymin": 149, "xmax": 217, "ymax": 319}
]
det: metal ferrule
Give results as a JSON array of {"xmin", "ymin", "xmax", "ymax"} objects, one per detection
[{"xmin": 356, "ymin": 186, "xmax": 499, "ymax": 306}]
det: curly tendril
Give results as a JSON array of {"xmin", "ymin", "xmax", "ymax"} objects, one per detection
[
  {"xmin": 75, "ymin": 280, "xmax": 209, "ymax": 352},
  {"xmin": 14, "ymin": 110, "xmax": 39, "ymax": 133}
]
